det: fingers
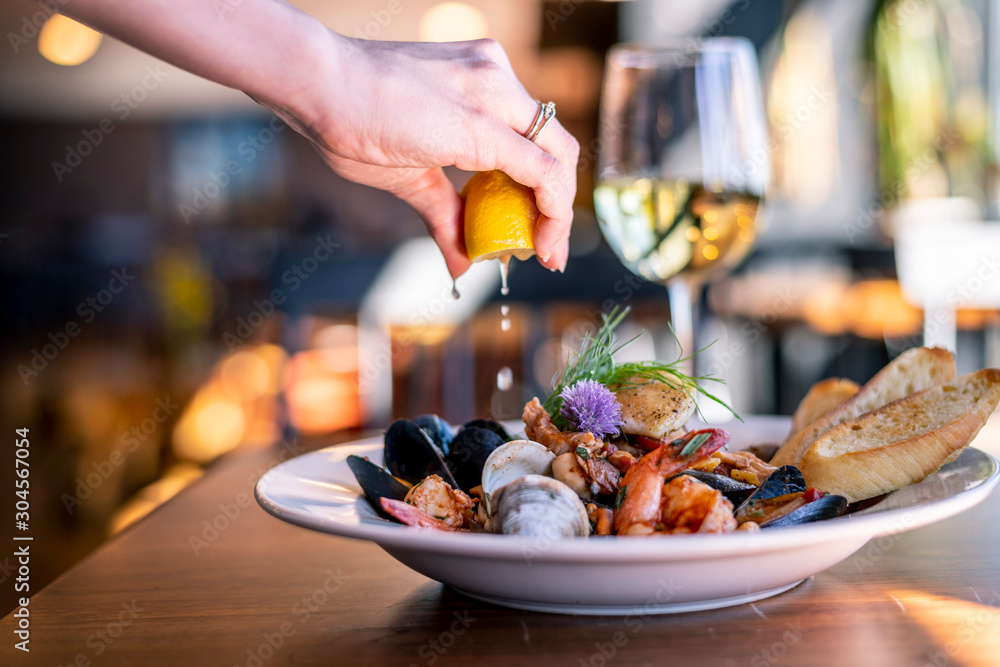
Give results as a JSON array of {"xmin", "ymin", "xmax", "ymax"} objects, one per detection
[
  {"xmin": 464, "ymin": 117, "xmax": 578, "ymax": 272},
  {"xmin": 393, "ymin": 167, "xmax": 471, "ymax": 280},
  {"xmin": 530, "ymin": 118, "xmax": 579, "ymax": 272},
  {"xmin": 455, "ymin": 41, "xmax": 580, "ymax": 271}
]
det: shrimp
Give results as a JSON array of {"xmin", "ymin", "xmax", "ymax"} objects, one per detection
[
  {"xmin": 614, "ymin": 428, "xmax": 730, "ymax": 536},
  {"xmin": 659, "ymin": 476, "xmax": 737, "ymax": 534},
  {"xmin": 381, "ymin": 474, "xmax": 474, "ymax": 531},
  {"xmin": 523, "ymin": 397, "xmax": 603, "ymax": 456}
]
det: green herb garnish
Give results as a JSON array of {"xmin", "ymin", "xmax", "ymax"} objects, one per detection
[
  {"xmin": 614, "ymin": 484, "xmax": 627, "ymax": 510},
  {"xmin": 575, "ymin": 447, "xmax": 591, "ymax": 460},
  {"xmin": 542, "ymin": 306, "xmax": 739, "ymax": 428},
  {"xmin": 680, "ymin": 432, "xmax": 711, "ymax": 457}
]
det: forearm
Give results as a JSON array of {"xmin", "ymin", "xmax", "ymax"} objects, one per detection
[{"xmin": 56, "ymin": 0, "xmax": 335, "ymax": 126}]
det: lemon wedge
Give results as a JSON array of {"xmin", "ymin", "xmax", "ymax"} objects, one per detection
[{"xmin": 461, "ymin": 170, "xmax": 538, "ymax": 263}]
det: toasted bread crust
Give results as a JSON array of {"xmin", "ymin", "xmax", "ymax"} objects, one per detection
[
  {"xmin": 798, "ymin": 369, "xmax": 1000, "ymax": 502},
  {"xmin": 771, "ymin": 347, "xmax": 955, "ymax": 466},
  {"xmin": 789, "ymin": 378, "xmax": 860, "ymax": 436}
]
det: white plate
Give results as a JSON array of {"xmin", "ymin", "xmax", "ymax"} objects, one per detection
[{"xmin": 254, "ymin": 417, "xmax": 999, "ymax": 615}]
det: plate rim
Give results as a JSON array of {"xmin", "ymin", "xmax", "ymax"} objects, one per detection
[{"xmin": 255, "ymin": 430, "xmax": 1000, "ymax": 562}]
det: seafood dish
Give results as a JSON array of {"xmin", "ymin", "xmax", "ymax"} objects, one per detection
[{"xmin": 347, "ymin": 308, "xmax": 1000, "ymax": 539}]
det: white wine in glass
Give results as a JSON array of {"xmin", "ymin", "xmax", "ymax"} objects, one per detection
[{"xmin": 595, "ymin": 40, "xmax": 769, "ymax": 373}]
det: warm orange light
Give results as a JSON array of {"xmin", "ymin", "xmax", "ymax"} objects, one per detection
[
  {"xmin": 172, "ymin": 388, "xmax": 246, "ymax": 463},
  {"xmin": 109, "ymin": 464, "xmax": 203, "ymax": 534},
  {"xmin": 313, "ymin": 324, "xmax": 359, "ymax": 372},
  {"xmin": 419, "ymin": 3, "xmax": 489, "ymax": 42},
  {"xmin": 886, "ymin": 589, "xmax": 1000, "ymax": 663},
  {"xmin": 220, "ymin": 351, "xmax": 272, "ymax": 400},
  {"xmin": 845, "ymin": 280, "xmax": 923, "ymax": 339},
  {"xmin": 803, "ymin": 282, "xmax": 851, "ymax": 335},
  {"xmin": 39, "ymin": 14, "xmax": 102, "ymax": 66},
  {"xmin": 284, "ymin": 350, "xmax": 361, "ymax": 434}
]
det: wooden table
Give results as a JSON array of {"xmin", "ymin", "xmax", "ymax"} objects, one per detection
[{"xmin": 4, "ymin": 445, "xmax": 1000, "ymax": 667}]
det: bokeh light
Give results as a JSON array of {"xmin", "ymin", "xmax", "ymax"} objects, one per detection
[
  {"xmin": 39, "ymin": 14, "xmax": 103, "ymax": 66},
  {"xmin": 418, "ymin": 3, "xmax": 489, "ymax": 42}
]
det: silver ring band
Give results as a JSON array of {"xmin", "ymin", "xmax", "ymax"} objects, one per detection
[{"xmin": 524, "ymin": 101, "xmax": 556, "ymax": 142}]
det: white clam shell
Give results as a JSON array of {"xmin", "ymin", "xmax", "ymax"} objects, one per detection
[
  {"xmin": 491, "ymin": 474, "xmax": 589, "ymax": 538},
  {"xmin": 481, "ymin": 439, "xmax": 555, "ymax": 500}
]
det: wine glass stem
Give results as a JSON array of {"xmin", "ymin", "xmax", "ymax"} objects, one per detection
[{"xmin": 667, "ymin": 280, "xmax": 701, "ymax": 377}]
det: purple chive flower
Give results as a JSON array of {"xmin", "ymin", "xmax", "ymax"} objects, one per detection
[{"xmin": 559, "ymin": 379, "xmax": 624, "ymax": 440}]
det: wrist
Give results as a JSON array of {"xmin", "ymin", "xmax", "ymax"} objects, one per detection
[{"xmin": 247, "ymin": 15, "xmax": 344, "ymax": 136}]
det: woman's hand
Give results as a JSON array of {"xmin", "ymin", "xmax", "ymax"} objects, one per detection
[
  {"xmin": 58, "ymin": 0, "xmax": 579, "ymax": 278},
  {"xmin": 265, "ymin": 34, "xmax": 579, "ymax": 278}
]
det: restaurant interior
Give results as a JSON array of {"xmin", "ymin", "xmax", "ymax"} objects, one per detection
[{"xmin": 2, "ymin": 0, "xmax": 1000, "ymax": 617}]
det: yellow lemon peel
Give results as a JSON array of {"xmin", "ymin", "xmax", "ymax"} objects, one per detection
[{"xmin": 461, "ymin": 170, "xmax": 538, "ymax": 263}]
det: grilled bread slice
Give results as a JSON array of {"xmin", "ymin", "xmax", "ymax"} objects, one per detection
[
  {"xmin": 771, "ymin": 347, "xmax": 955, "ymax": 466},
  {"xmin": 798, "ymin": 369, "xmax": 1000, "ymax": 502},
  {"xmin": 789, "ymin": 378, "xmax": 860, "ymax": 436}
]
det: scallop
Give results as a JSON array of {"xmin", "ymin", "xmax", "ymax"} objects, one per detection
[
  {"xmin": 613, "ymin": 378, "xmax": 696, "ymax": 439},
  {"xmin": 490, "ymin": 474, "xmax": 589, "ymax": 538}
]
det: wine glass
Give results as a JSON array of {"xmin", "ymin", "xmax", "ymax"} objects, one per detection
[{"xmin": 594, "ymin": 39, "xmax": 769, "ymax": 375}]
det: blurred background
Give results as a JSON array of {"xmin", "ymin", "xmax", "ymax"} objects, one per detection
[{"xmin": 2, "ymin": 0, "xmax": 1000, "ymax": 611}]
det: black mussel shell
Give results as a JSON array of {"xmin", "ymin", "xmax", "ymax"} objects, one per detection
[
  {"xmin": 384, "ymin": 419, "xmax": 459, "ymax": 487},
  {"xmin": 666, "ymin": 470, "xmax": 757, "ymax": 506},
  {"xmin": 761, "ymin": 494, "xmax": 848, "ymax": 528},
  {"xmin": 736, "ymin": 465, "xmax": 806, "ymax": 513},
  {"xmin": 412, "ymin": 414, "xmax": 456, "ymax": 455},
  {"xmin": 445, "ymin": 427, "xmax": 505, "ymax": 493},
  {"xmin": 347, "ymin": 455, "xmax": 410, "ymax": 520},
  {"xmin": 461, "ymin": 419, "xmax": 512, "ymax": 442}
]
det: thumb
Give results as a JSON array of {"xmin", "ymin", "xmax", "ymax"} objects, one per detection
[{"xmin": 394, "ymin": 168, "xmax": 471, "ymax": 280}]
